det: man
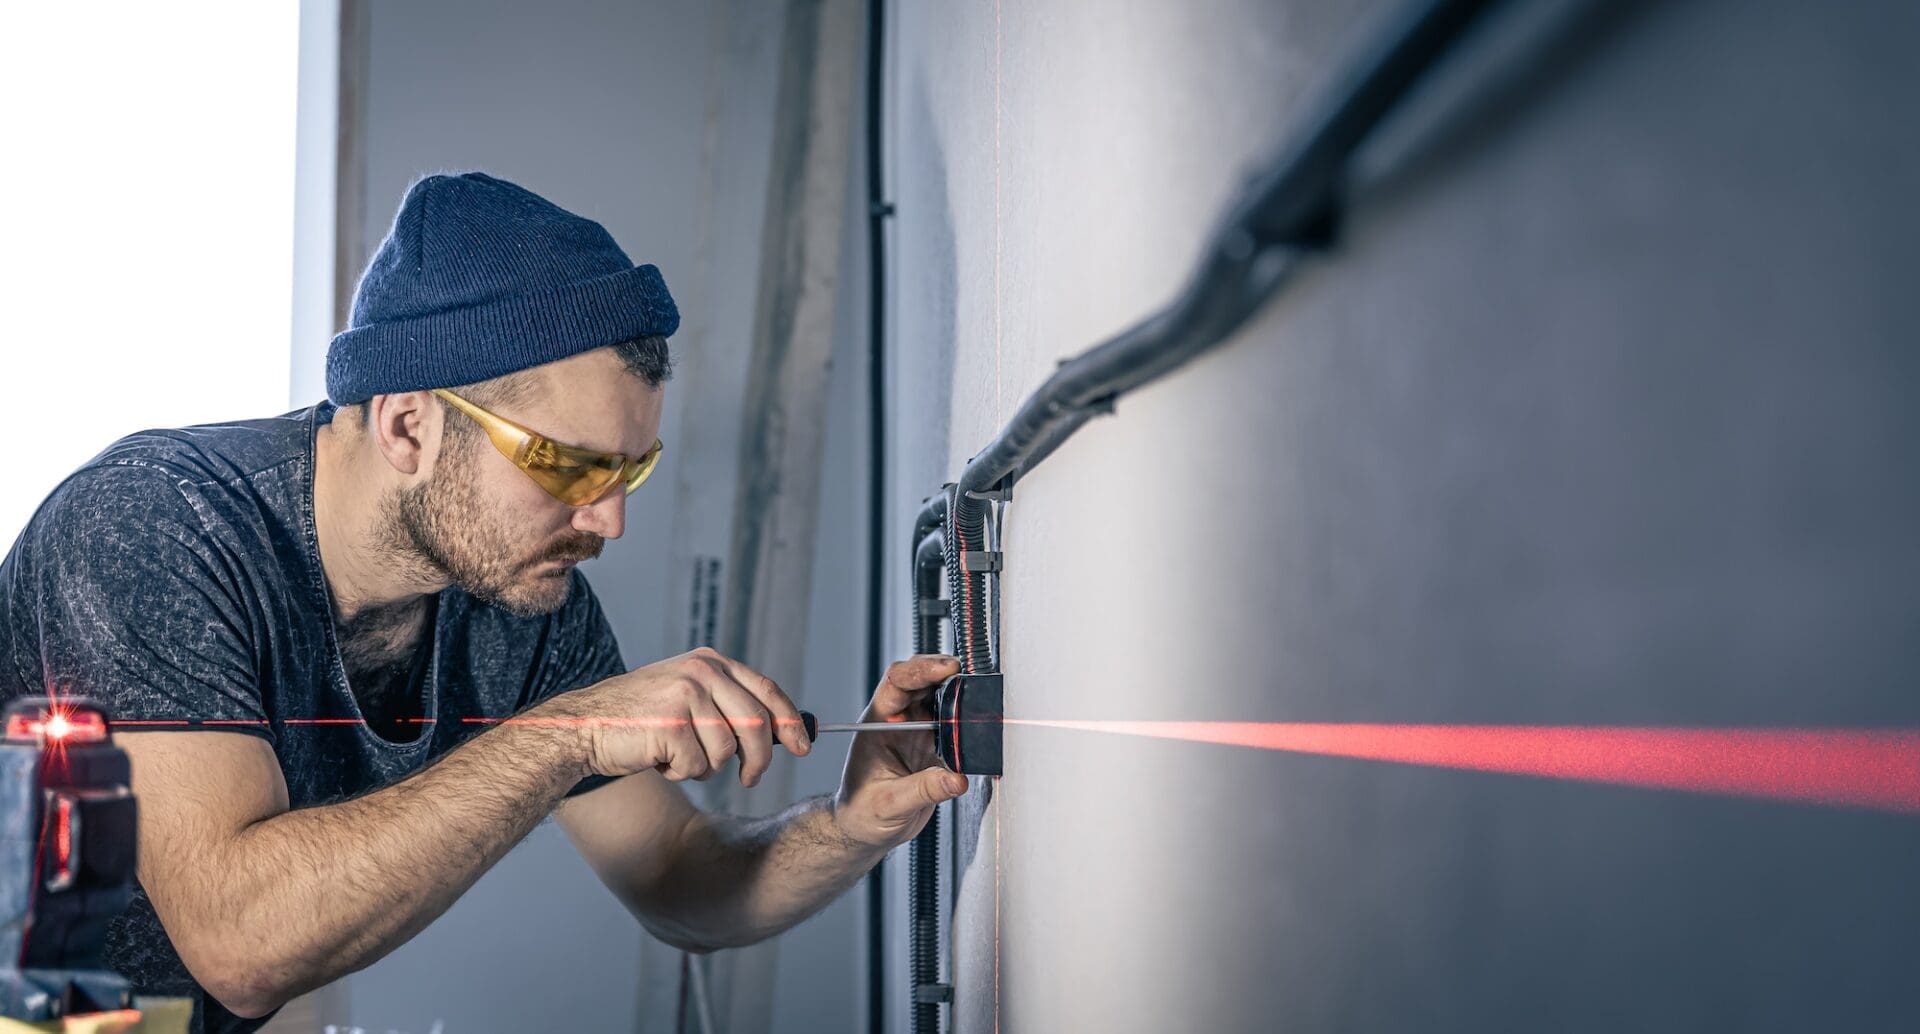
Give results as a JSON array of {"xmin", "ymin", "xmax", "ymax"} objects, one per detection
[{"xmin": 0, "ymin": 172, "xmax": 968, "ymax": 1032}]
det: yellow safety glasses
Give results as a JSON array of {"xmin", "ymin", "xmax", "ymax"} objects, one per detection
[{"xmin": 431, "ymin": 388, "xmax": 664, "ymax": 507}]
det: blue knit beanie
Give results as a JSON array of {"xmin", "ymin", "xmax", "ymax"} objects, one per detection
[{"xmin": 325, "ymin": 172, "xmax": 679, "ymax": 404}]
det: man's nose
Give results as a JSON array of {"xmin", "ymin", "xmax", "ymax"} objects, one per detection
[{"xmin": 572, "ymin": 486, "xmax": 626, "ymax": 539}]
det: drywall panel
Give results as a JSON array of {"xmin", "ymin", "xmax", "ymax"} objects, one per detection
[{"xmin": 888, "ymin": 0, "xmax": 1920, "ymax": 1030}]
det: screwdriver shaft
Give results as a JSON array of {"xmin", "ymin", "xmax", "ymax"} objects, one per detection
[{"xmin": 814, "ymin": 721, "xmax": 940, "ymax": 733}]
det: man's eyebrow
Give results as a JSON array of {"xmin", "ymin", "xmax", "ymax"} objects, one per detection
[{"xmin": 544, "ymin": 417, "xmax": 653, "ymax": 459}]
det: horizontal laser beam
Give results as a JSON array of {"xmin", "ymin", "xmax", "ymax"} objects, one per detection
[
  {"xmin": 113, "ymin": 716, "xmax": 813, "ymax": 729},
  {"xmin": 1008, "ymin": 720, "xmax": 1920, "ymax": 814},
  {"xmin": 99, "ymin": 712, "xmax": 1920, "ymax": 814}
]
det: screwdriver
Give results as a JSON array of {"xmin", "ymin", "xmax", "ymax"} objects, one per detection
[{"xmin": 795, "ymin": 711, "xmax": 939, "ymax": 740}]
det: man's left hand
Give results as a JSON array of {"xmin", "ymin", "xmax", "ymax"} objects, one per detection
[{"xmin": 832, "ymin": 654, "xmax": 970, "ymax": 850}]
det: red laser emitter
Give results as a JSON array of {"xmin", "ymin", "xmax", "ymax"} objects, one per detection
[{"xmin": 1, "ymin": 697, "xmax": 138, "ymax": 1022}]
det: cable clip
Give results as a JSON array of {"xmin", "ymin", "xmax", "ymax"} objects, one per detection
[
  {"xmin": 914, "ymin": 983, "xmax": 954, "ymax": 1004},
  {"xmin": 961, "ymin": 551, "xmax": 1003, "ymax": 573},
  {"xmin": 917, "ymin": 599, "xmax": 950, "ymax": 618}
]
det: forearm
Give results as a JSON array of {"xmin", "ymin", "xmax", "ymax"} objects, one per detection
[
  {"xmin": 637, "ymin": 795, "xmax": 886, "ymax": 951},
  {"xmin": 190, "ymin": 721, "xmax": 584, "ymax": 1014}
]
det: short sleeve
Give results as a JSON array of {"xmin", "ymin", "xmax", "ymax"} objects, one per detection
[{"xmin": 6, "ymin": 465, "xmax": 267, "ymax": 737}]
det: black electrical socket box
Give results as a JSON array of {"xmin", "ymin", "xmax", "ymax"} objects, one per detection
[{"xmin": 934, "ymin": 673, "xmax": 1002, "ymax": 776}]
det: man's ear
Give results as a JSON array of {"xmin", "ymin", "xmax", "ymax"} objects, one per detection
[{"xmin": 363, "ymin": 391, "xmax": 440, "ymax": 478}]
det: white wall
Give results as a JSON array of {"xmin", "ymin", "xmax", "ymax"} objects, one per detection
[
  {"xmin": 888, "ymin": 0, "xmax": 1920, "ymax": 1030},
  {"xmin": 290, "ymin": 0, "xmax": 339, "ymax": 410}
]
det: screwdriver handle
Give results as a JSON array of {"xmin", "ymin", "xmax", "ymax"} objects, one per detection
[{"xmin": 800, "ymin": 710, "xmax": 817, "ymax": 743}]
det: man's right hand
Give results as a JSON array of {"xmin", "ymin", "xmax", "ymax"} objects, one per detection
[{"xmin": 534, "ymin": 646, "xmax": 812, "ymax": 787}]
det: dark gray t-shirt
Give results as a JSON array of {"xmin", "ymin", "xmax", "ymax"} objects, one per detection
[{"xmin": 0, "ymin": 403, "xmax": 626, "ymax": 1033}]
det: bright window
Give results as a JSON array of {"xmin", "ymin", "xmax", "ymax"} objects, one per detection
[{"xmin": 0, "ymin": 3, "xmax": 300, "ymax": 552}]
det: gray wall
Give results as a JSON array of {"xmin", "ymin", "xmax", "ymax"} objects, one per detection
[
  {"xmin": 885, "ymin": 0, "xmax": 1920, "ymax": 1030},
  {"xmin": 314, "ymin": 2, "xmax": 869, "ymax": 1031}
]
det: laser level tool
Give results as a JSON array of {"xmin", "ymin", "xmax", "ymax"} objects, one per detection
[{"xmin": 1, "ymin": 697, "xmax": 138, "ymax": 1022}]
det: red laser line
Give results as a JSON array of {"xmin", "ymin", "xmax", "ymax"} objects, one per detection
[
  {"xmin": 993, "ymin": 770, "xmax": 1002, "ymax": 1034},
  {"xmin": 1008, "ymin": 720, "xmax": 1920, "ymax": 813},
  {"xmin": 100, "ymin": 711, "xmax": 1913, "ymax": 815},
  {"xmin": 115, "ymin": 716, "xmax": 810, "ymax": 730}
]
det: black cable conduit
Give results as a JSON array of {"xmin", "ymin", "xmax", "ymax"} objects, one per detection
[
  {"xmin": 948, "ymin": 0, "xmax": 1505, "ymax": 520},
  {"xmin": 907, "ymin": 511, "xmax": 948, "ymax": 1034}
]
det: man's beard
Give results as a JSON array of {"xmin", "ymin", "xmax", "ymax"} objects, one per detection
[{"xmin": 383, "ymin": 437, "xmax": 605, "ymax": 618}]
